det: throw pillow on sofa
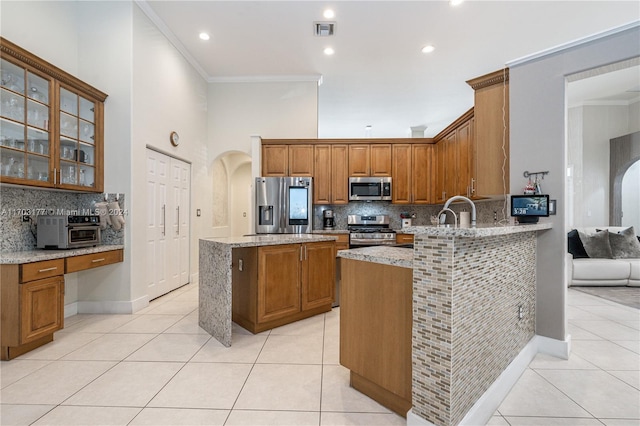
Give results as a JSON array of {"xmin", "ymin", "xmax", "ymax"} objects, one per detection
[
  {"xmin": 567, "ymin": 229, "xmax": 589, "ymax": 258},
  {"xmin": 578, "ymin": 229, "xmax": 613, "ymax": 259},
  {"xmin": 609, "ymin": 226, "xmax": 640, "ymax": 259}
]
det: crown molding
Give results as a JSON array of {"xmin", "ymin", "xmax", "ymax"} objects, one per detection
[
  {"xmin": 507, "ymin": 21, "xmax": 640, "ymax": 68},
  {"xmin": 208, "ymin": 74, "xmax": 323, "ymax": 84},
  {"xmin": 134, "ymin": 0, "xmax": 209, "ymax": 81}
]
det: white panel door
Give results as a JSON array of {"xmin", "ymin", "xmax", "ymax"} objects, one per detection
[
  {"xmin": 146, "ymin": 149, "xmax": 191, "ymax": 300},
  {"xmin": 146, "ymin": 149, "xmax": 169, "ymax": 300},
  {"xmin": 176, "ymin": 158, "xmax": 191, "ymax": 286}
]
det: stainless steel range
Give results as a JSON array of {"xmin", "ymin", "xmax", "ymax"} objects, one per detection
[{"xmin": 348, "ymin": 214, "xmax": 396, "ymax": 247}]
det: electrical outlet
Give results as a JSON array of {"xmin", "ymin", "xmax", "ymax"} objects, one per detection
[
  {"xmin": 518, "ymin": 305, "xmax": 524, "ymax": 320},
  {"xmin": 196, "ymin": 209, "xmax": 201, "ymax": 217},
  {"xmin": 22, "ymin": 215, "xmax": 30, "ymax": 222}
]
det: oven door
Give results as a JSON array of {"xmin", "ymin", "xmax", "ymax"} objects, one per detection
[{"xmin": 67, "ymin": 226, "xmax": 101, "ymax": 248}]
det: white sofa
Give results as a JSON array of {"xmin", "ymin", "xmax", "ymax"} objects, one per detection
[{"xmin": 567, "ymin": 227, "xmax": 640, "ymax": 287}]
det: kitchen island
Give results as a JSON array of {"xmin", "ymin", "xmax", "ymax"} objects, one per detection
[
  {"xmin": 338, "ymin": 223, "xmax": 552, "ymax": 426},
  {"xmin": 199, "ymin": 234, "xmax": 337, "ymax": 347}
]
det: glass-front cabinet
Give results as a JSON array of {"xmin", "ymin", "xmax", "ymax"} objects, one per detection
[{"xmin": 0, "ymin": 37, "xmax": 107, "ymax": 192}]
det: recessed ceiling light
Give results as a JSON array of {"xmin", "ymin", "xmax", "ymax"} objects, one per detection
[
  {"xmin": 324, "ymin": 47, "xmax": 335, "ymax": 55},
  {"xmin": 421, "ymin": 45, "xmax": 435, "ymax": 54},
  {"xmin": 199, "ymin": 32, "xmax": 210, "ymax": 41},
  {"xmin": 450, "ymin": 0, "xmax": 464, "ymax": 6},
  {"xmin": 323, "ymin": 9, "xmax": 335, "ymax": 19}
]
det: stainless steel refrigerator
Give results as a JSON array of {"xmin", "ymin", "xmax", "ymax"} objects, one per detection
[{"xmin": 255, "ymin": 177, "xmax": 313, "ymax": 234}]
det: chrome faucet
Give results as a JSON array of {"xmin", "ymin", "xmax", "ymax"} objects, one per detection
[
  {"xmin": 439, "ymin": 195, "xmax": 477, "ymax": 227},
  {"xmin": 437, "ymin": 207, "xmax": 458, "ymax": 227}
]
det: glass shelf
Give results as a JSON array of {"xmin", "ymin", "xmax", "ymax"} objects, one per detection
[
  {"xmin": 0, "ymin": 59, "xmax": 25, "ymax": 95},
  {"xmin": 26, "ymin": 71, "xmax": 49, "ymax": 105}
]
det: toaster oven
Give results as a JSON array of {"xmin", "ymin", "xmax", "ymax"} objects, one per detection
[{"xmin": 37, "ymin": 215, "xmax": 101, "ymax": 249}]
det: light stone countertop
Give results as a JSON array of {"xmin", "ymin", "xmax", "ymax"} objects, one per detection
[
  {"xmin": 1, "ymin": 244, "xmax": 125, "ymax": 264},
  {"xmin": 338, "ymin": 246, "xmax": 413, "ymax": 269},
  {"xmin": 403, "ymin": 222, "xmax": 552, "ymax": 237},
  {"xmin": 311, "ymin": 229, "xmax": 350, "ymax": 234},
  {"xmin": 200, "ymin": 233, "xmax": 337, "ymax": 248}
]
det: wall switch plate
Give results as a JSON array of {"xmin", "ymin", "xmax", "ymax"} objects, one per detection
[{"xmin": 196, "ymin": 209, "xmax": 201, "ymax": 217}]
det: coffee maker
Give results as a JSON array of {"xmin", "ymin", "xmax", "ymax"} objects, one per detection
[{"xmin": 323, "ymin": 209, "xmax": 335, "ymax": 230}]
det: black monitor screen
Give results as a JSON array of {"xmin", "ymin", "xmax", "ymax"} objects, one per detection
[{"xmin": 511, "ymin": 195, "xmax": 550, "ymax": 217}]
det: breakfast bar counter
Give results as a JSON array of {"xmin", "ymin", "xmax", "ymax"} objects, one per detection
[
  {"xmin": 337, "ymin": 223, "xmax": 552, "ymax": 425},
  {"xmin": 199, "ymin": 234, "xmax": 337, "ymax": 347}
]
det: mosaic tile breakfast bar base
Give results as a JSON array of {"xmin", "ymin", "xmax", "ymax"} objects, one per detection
[{"xmin": 407, "ymin": 223, "xmax": 550, "ymax": 426}]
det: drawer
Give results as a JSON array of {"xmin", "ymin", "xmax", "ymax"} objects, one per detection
[
  {"xmin": 20, "ymin": 259, "xmax": 65, "ymax": 283},
  {"xmin": 396, "ymin": 234, "xmax": 414, "ymax": 244},
  {"xmin": 65, "ymin": 249, "xmax": 123, "ymax": 273}
]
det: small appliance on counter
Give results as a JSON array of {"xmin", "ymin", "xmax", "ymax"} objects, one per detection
[
  {"xmin": 255, "ymin": 176, "xmax": 313, "ymax": 234},
  {"xmin": 323, "ymin": 209, "xmax": 335, "ymax": 230},
  {"xmin": 37, "ymin": 215, "xmax": 101, "ymax": 249}
]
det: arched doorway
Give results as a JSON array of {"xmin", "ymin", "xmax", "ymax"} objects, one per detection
[{"xmin": 211, "ymin": 151, "xmax": 252, "ymax": 236}]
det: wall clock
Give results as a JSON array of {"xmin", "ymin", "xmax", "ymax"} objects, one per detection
[{"xmin": 170, "ymin": 131, "xmax": 180, "ymax": 147}]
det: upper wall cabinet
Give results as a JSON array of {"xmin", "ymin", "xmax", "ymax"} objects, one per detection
[
  {"xmin": 348, "ymin": 144, "xmax": 391, "ymax": 177},
  {"xmin": 261, "ymin": 144, "xmax": 314, "ymax": 177},
  {"xmin": 466, "ymin": 69, "xmax": 509, "ymax": 197},
  {"xmin": 0, "ymin": 37, "xmax": 107, "ymax": 192}
]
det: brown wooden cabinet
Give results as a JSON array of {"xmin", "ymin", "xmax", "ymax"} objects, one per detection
[
  {"xmin": 1, "ymin": 249, "xmax": 124, "ymax": 360},
  {"xmin": 258, "ymin": 244, "xmax": 301, "ymax": 323},
  {"xmin": 433, "ymin": 108, "xmax": 475, "ymax": 203},
  {"xmin": 348, "ymin": 144, "xmax": 391, "ymax": 177},
  {"xmin": 0, "ymin": 37, "xmax": 107, "ymax": 192},
  {"xmin": 232, "ymin": 241, "xmax": 335, "ymax": 334},
  {"xmin": 331, "ymin": 145, "xmax": 349, "ymax": 204},
  {"xmin": 340, "ymin": 258, "xmax": 413, "ymax": 416},
  {"xmin": 20, "ymin": 276, "xmax": 64, "ymax": 344},
  {"xmin": 395, "ymin": 233, "xmax": 414, "ymax": 245},
  {"xmin": 261, "ymin": 144, "xmax": 313, "ymax": 176},
  {"xmin": 392, "ymin": 144, "xmax": 432, "ymax": 204},
  {"xmin": 1, "ymin": 258, "xmax": 64, "ymax": 360},
  {"xmin": 313, "ymin": 144, "xmax": 348, "ymax": 205},
  {"xmin": 467, "ymin": 69, "xmax": 510, "ymax": 196}
]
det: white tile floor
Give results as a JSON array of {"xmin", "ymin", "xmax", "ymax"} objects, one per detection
[{"xmin": 1, "ymin": 284, "xmax": 638, "ymax": 425}]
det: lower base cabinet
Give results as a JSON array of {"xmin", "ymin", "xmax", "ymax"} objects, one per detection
[
  {"xmin": 340, "ymin": 258, "xmax": 413, "ymax": 417},
  {"xmin": 232, "ymin": 241, "xmax": 335, "ymax": 334},
  {"xmin": 1, "ymin": 249, "xmax": 124, "ymax": 360}
]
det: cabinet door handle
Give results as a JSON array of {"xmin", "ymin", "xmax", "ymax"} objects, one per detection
[
  {"xmin": 38, "ymin": 266, "xmax": 58, "ymax": 272},
  {"xmin": 176, "ymin": 206, "xmax": 180, "ymax": 235},
  {"xmin": 162, "ymin": 204, "xmax": 166, "ymax": 236},
  {"xmin": 239, "ymin": 259, "xmax": 244, "ymax": 272},
  {"xmin": 91, "ymin": 258, "xmax": 105, "ymax": 263},
  {"xmin": 470, "ymin": 178, "xmax": 475, "ymax": 195}
]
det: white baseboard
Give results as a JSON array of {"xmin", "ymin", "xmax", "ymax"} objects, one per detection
[
  {"xmin": 77, "ymin": 294, "xmax": 149, "ymax": 315},
  {"xmin": 408, "ymin": 334, "xmax": 572, "ymax": 425},
  {"xmin": 537, "ymin": 334, "xmax": 571, "ymax": 360},
  {"xmin": 64, "ymin": 302, "xmax": 78, "ymax": 318},
  {"xmin": 190, "ymin": 272, "xmax": 198, "ymax": 284}
]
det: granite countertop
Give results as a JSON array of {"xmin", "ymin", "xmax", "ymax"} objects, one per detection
[
  {"xmin": 312, "ymin": 229, "xmax": 350, "ymax": 234},
  {"xmin": 338, "ymin": 246, "xmax": 413, "ymax": 269},
  {"xmin": 200, "ymin": 233, "xmax": 338, "ymax": 248},
  {"xmin": 1, "ymin": 244, "xmax": 125, "ymax": 264},
  {"xmin": 403, "ymin": 222, "xmax": 552, "ymax": 238}
]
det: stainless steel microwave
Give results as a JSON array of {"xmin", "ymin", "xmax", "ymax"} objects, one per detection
[{"xmin": 348, "ymin": 177, "xmax": 392, "ymax": 201}]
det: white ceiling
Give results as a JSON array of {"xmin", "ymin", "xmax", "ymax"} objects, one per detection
[{"xmin": 141, "ymin": 1, "xmax": 640, "ymax": 138}]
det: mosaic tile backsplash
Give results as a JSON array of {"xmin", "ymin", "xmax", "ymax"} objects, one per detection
[
  {"xmin": 411, "ymin": 231, "xmax": 536, "ymax": 425},
  {"xmin": 0, "ymin": 186, "xmax": 125, "ymax": 252},
  {"xmin": 313, "ymin": 198, "xmax": 509, "ymax": 230}
]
